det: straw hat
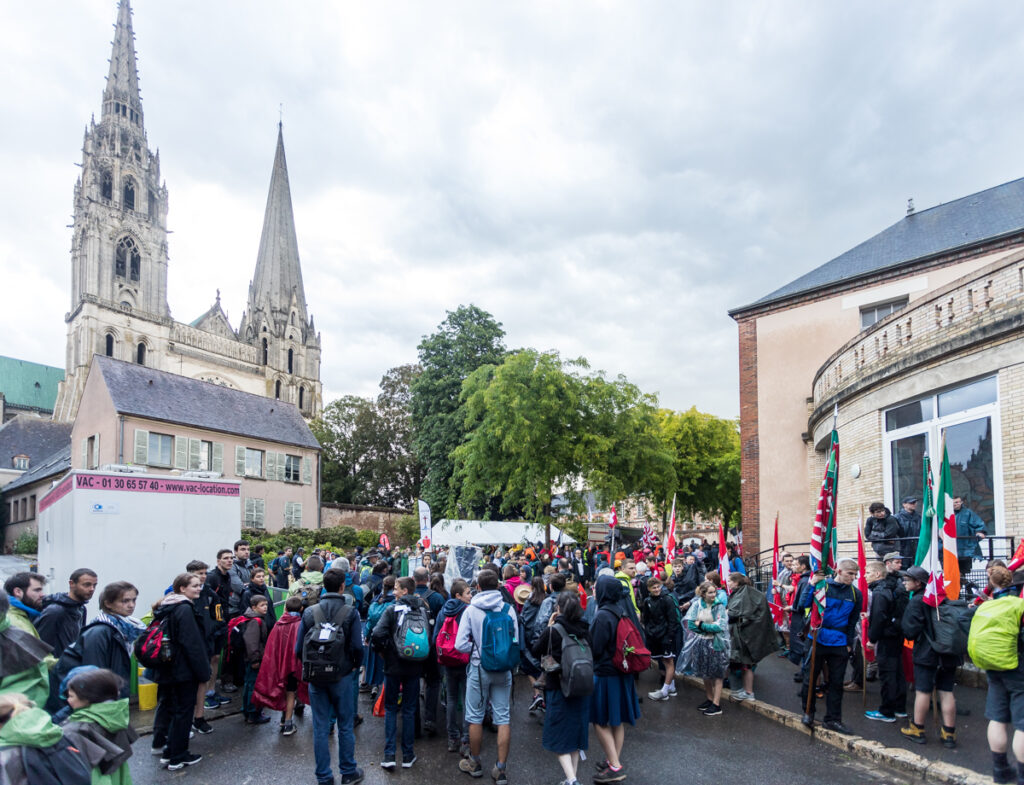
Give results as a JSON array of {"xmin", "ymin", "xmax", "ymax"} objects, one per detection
[{"xmin": 513, "ymin": 584, "xmax": 532, "ymax": 605}]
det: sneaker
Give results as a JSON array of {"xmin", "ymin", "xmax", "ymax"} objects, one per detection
[
  {"xmin": 843, "ymin": 681, "xmax": 861, "ymax": 693},
  {"xmin": 166, "ymin": 752, "xmax": 202, "ymax": 771},
  {"xmin": 381, "ymin": 755, "xmax": 396, "ymax": 770},
  {"xmin": 822, "ymin": 720, "xmax": 853, "ymax": 734},
  {"xmin": 403, "ymin": 755, "xmax": 417, "ymax": 769},
  {"xmin": 192, "ymin": 717, "xmax": 213, "ymax": 734},
  {"xmin": 214, "ymin": 692, "xmax": 232, "ymax": 706},
  {"xmin": 647, "ymin": 687, "xmax": 670, "ymax": 701},
  {"xmin": 448, "ymin": 738, "xmax": 460, "ymax": 753},
  {"xmin": 459, "ymin": 757, "xmax": 483, "ymax": 777},
  {"xmin": 341, "ymin": 768, "xmax": 365, "ymax": 785},
  {"xmin": 666, "ymin": 684, "xmax": 677, "ymax": 697},
  {"xmin": 491, "ymin": 764, "xmax": 508, "ymax": 785},
  {"xmin": 220, "ymin": 683, "xmax": 238, "ymax": 693},
  {"xmin": 281, "ymin": 721, "xmax": 296, "ymax": 736},
  {"xmin": 702, "ymin": 703, "xmax": 722, "ymax": 716},
  {"xmin": 864, "ymin": 710, "xmax": 896, "ymax": 723},
  {"xmin": 245, "ymin": 713, "xmax": 272, "ymax": 725},
  {"xmin": 593, "ymin": 764, "xmax": 626, "ymax": 783},
  {"xmin": 203, "ymin": 697, "xmax": 220, "ymax": 710},
  {"xmin": 696, "ymin": 699, "xmax": 712, "ymax": 711},
  {"xmin": 900, "ymin": 722, "xmax": 927, "ymax": 744},
  {"xmin": 894, "ymin": 710, "xmax": 909, "ymax": 719},
  {"xmin": 354, "ymin": 714, "xmax": 364, "ymax": 728},
  {"xmin": 151, "ymin": 736, "xmax": 166, "ymax": 755},
  {"xmin": 460, "ymin": 741, "xmax": 472, "ymax": 759},
  {"xmin": 732, "ymin": 690, "xmax": 754, "ymax": 702},
  {"xmin": 528, "ymin": 694, "xmax": 544, "ymax": 712},
  {"xmin": 294, "ymin": 703, "xmax": 306, "ymax": 717}
]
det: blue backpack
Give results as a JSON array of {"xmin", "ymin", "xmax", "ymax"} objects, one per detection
[
  {"xmin": 480, "ymin": 602, "xmax": 520, "ymax": 672},
  {"xmin": 367, "ymin": 597, "xmax": 393, "ymax": 633},
  {"xmin": 393, "ymin": 603, "xmax": 431, "ymax": 661}
]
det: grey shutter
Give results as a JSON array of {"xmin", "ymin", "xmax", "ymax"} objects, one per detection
[
  {"xmin": 235, "ymin": 446, "xmax": 246, "ymax": 476},
  {"xmin": 188, "ymin": 438, "xmax": 201, "ymax": 470},
  {"xmin": 276, "ymin": 452, "xmax": 286, "ymax": 482},
  {"xmin": 244, "ymin": 497, "xmax": 254, "ymax": 526},
  {"xmin": 266, "ymin": 451, "xmax": 277, "ymax": 481},
  {"xmin": 81, "ymin": 438, "xmax": 89, "ymax": 470},
  {"xmin": 256, "ymin": 499, "xmax": 266, "ymax": 528},
  {"xmin": 93, "ymin": 433, "xmax": 100, "ymax": 468},
  {"xmin": 301, "ymin": 456, "xmax": 312, "ymax": 484},
  {"xmin": 212, "ymin": 443, "xmax": 223, "ymax": 474},
  {"xmin": 174, "ymin": 437, "xmax": 188, "ymax": 470},
  {"xmin": 293, "ymin": 502, "xmax": 302, "ymax": 528},
  {"xmin": 133, "ymin": 429, "xmax": 148, "ymax": 465}
]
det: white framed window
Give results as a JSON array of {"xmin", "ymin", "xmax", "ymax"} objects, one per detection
[
  {"xmin": 244, "ymin": 448, "xmax": 264, "ymax": 478},
  {"xmin": 861, "ymin": 297, "xmax": 909, "ymax": 330},
  {"xmin": 883, "ymin": 376, "xmax": 1003, "ymax": 540},
  {"xmin": 147, "ymin": 432, "xmax": 173, "ymax": 467},
  {"xmin": 285, "ymin": 455, "xmax": 301, "ymax": 483},
  {"xmin": 12, "ymin": 455, "xmax": 28, "ymax": 471},
  {"xmin": 244, "ymin": 498, "xmax": 266, "ymax": 528}
]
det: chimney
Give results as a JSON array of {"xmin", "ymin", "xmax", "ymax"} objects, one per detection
[{"xmin": 906, "ymin": 198, "xmax": 915, "ymax": 216}]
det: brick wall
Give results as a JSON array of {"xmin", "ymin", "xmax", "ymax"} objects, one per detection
[
  {"xmin": 1000, "ymin": 365, "xmax": 1024, "ymax": 536},
  {"xmin": 320, "ymin": 503, "xmax": 409, "ymax": 540},
  {"xmin": 737, "ymin": 317, "xmax": 761, "ymax": 556}
]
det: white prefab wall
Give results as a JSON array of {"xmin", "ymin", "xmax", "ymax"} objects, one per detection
[{"xmin": 38, "ymin": 471, "xmax": 241, "ymax": 615}]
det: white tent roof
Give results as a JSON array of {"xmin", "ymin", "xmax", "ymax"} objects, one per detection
[{"xmin": 431, "ymin": 519, "xmax": 576, "ymax": 547}]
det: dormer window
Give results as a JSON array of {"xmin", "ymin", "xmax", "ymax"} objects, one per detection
[{"xmin": 12, "ymin": 455, "xmax": 28, "ymax": 471}]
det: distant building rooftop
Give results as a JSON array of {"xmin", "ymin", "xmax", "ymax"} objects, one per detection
[
  {"xmin": 0, "ymin": 417, "xmax": 72, "ymax": 472},
  {"xmin": 0, "ymin": 356, "xmax": 64, "ymax": 416}
]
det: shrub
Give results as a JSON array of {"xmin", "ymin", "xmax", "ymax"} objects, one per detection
[
  {"xmin": 394, "ymin": 514, "xmax": 419, "ymax": 546},
  {"xmin": 356, "ymin": 529, "xmax": 379, "ymax": 549},
  {"xmin": 12, "ymin": 531, "xmax": 38, "ymax": 555}
]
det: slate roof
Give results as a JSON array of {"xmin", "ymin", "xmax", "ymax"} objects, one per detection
[
  {"xmin": 2, "ymin": 446, "xmax": 70, "ymax": 493},
  {"xmin": 732, "ymin": 176, "xmax": 1024, "ymax": 315},
  {"xmin": 91, "ymin": 356, "xmax": 320, "ymax": 449},
  {"xmin": 0, "ymin": 356, "xmax": 64, "ymax": 413},
  {"xmin": 0, "ymin": 416, "xmax": 72, "ymax": 470}
]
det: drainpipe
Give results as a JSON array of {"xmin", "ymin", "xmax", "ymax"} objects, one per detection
[{"xmin": 118, "ymin": 416, "xmax": 124, "ymax": 463}]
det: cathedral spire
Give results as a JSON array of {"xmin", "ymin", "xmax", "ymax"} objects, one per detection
[
  {"xmin": 248, "ymin": 124, "xmax": 309, "ymax": 329},
  {"xmin": 103, "ymin": 0, "xmax": 143, "ymax": 126}
]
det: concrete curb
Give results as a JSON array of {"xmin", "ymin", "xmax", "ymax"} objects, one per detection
[
  {"xmin": 678, "ymin": 675, "xmax": 991, "ymax": 785},
  {"xmin": 132, "ymin": 705, "xmax": 244, "ymax": 736}
]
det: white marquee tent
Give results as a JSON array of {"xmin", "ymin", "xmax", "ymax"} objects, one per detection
[{"xmin": 431, "ymin": 519, "xmax": 576, "ymax": 547}]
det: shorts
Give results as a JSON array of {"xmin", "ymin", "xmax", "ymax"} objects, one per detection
[
  {"xmin": 648, "ymin": 634, "xmax": 679, "ymax": 659},
  {"xmin": 913, "ymin": 662, "xmax": 956, "ymax": 693},
  {"xmin": 464, "ymin": 666, "xmax": 512, "ymax": 726},
  {"xmin": 985, "ymin": 668, "xmax": 1024, "ymax": 730},
  {"xmin": 285, "ymin": 674, "xmax": 298, "ymax": 692}
]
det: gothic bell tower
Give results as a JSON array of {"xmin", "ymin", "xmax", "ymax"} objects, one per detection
[{"xmin": 54, "ymin": 0, "xmax": 171, "ymax": 421}]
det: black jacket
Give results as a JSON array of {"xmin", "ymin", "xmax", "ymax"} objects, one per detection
[
  {"xmin": 240, "ymin": 584, "xmax": 277, "ymax": 632},
  {"xmin": 864, "ymin": 513, "xmax": 900, "ymax": 557},
  {"xmin": 371, "ymin": 595, "xmax": 428, "ymax": 678},
  {"xmin": 296, "ymin": 593, "xmax": 364, "ymax": 677},
  {"xmin": 36, "ymin": 593, "xmax": 86, "ymax": 660},
  {"xmin": 204, "ymin": 569, "xmax": 231, "ymax": 635},
  {"xmin": 55, "ymin": 621, "xmax": 132, "ymax": 697},
  {"xmin": 867, "ymin": 574, "xmax": 907, "ymax": 643},
  {"xmin": 151, "ymin": 599, "xmax": 213, "ymax": 685},
  {"xmin": 901, "ymin": 594, "xmax": 963, "ymax": 669},
  {"xmin": 642, "ymin": 591, "xmax": 681, "ymax": 644},
  {"xmin": 896, "ymin": 509, "xmax": 922, "ymax": 561}
]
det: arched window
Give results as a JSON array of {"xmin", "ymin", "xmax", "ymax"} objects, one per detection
[
  {"xmin": 105, "ymin": 334, "xmax": 114, "ymax": 357},
  {"xmin": 287, "ymin": 348, "xmax": 294, "ymax": 374},
  {"xmin": 275, "ymin": 380, "xmax": 281, "ymax": 399},
  {"xmin": 123, "ymin": 178, "xmax": 135, "ymax": 210},
  {"xmin": 290, "ymin": 313, "xmax": 295, "ymax": 326},
  {"xmin": 101, "ymin": 170, "xmax": 113, "ymax": 201},
  {"xmin": 299, "ymin": 386, "xmax": 305, "ymax": 410},
  {"xmin": 136, "ymin": 343, "xmax": 146, "ymax": 365},
  {"xmin": 115, "ymin": 236, "xmax": 140, "ymax": 281},
  {"xmin": 262, "ymin": 338, "xmax": 268, "ymax": 365}
]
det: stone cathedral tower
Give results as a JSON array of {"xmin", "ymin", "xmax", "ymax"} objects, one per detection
[{"xmin": 54, "ymin": 0, "xmax": 322, "ymax": 422}]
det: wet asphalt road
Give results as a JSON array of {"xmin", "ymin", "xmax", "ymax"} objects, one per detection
[{"xmin": 130, "ymin": 671, "xmax": 925, "ymax": 785}]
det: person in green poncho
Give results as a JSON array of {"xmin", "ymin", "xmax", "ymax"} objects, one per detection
[
  {"xmin": 61, "ymin": 668, "xmax": 138, "ymax": 785},
  {"xmin": 0, "ymin": 692, "xmax": 92, "ymax": 784},
  {"xmin": 0, "ymin": 588, "xmax": 51, "ymax": 708}
]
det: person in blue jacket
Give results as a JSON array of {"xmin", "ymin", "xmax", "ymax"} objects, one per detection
[{"xmin": 798, "ymin": 560, "xmax": 861, "ymax": 735}]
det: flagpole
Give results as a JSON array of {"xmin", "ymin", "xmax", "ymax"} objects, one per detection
[{"xmin": 860, "ymin": 503, "xmax": 867, "ymax": 709}]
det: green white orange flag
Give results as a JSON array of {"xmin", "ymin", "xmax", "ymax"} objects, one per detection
[{"xmin": 936, "ymin": 443, "xmax": 960, "ymax": 601}]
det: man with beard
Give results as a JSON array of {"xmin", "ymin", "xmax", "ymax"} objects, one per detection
[
  {"xmin": 3, "ymin": 573, "xmax": 46, "ymax": 637},
  {"xmin": 36, "ymin": 568, "xmax": 97, "ymax": 660}
]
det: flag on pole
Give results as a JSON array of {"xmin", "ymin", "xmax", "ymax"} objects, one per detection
[
  {"xmin": 937, "ymin": 444, "xmax": 960, "ymax": 601},
  {"xmin": 856, "ymin": 525, "xmax": 874, "ymax": 662},
  {"xmin": 416, "ymin": 499, "xmax": 432, "ymax": 549},
  {"xmin": 641, "ymin": 519, "xmax": 657, "ymax": 550},
  {"xmin": 666, "ymin": 494, "xmax": 677, "ymax": 557},
  {"xmin": 609, "ymin": 504, "xmax": 618, "ymax": 528},
  {"xmin": 1008, "ymin": 539, "xmax": 1024, "ymax": 573},
  {"xmin": 915, "ymin": 454, "xmax": 935, "ymax": 566},
  {"xmin": 809, "ymin": 579, "xmax": 828, "ymax": 631},
  {"xmin": 768, "ymin": 515, "xmax": 783, "ymax": 625},
  {"xmin": 810, "ymin": 428, "xmax": 840, "ymax": 574},
  {"xmin": 718, "ymin": 521, "xmax": 730, "ymax": 591},
  {"xmin": 915, "ymin": 447, "xmax": 953, "ymax": 606}
]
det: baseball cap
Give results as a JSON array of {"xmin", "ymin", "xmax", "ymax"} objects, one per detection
[{"xmin": 883, "ymin": 552, "xmax": 903, "ymax": 562}]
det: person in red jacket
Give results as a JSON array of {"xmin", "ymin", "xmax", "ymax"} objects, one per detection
[{"xmin": 253, "ymin": 596, "xmax": 308, "ymax": 736}]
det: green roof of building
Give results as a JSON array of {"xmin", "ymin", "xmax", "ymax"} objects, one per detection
[{"xmin": 0, "ymin": 356, "xmax": 64, "ymax": 413}]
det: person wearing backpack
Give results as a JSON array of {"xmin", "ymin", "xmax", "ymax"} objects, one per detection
[
  {"xmin": 435, "ymin": 579, "xmax": 472, "ymax": 756},
  {"xmin": 361, "ymin": 575, "xmax": 396, "ymax": 699},
  {"xmin": 150, "ymin": 573, "xmax": 212, "ymax": 771},
  {"xmin": 531, "ymin": 591, "xmax": 592, "ymax": 785},
  {"xmin": 588, "ymin": 575, "xmax": 641, "ymax": 784},
  {"xmin": 900, "ymin": 565, "xmax": 961, "ymax": 747},
  {"xmin": 239, "ymin": 595, "xmax": 271, "ymax": 725},
  {"xmin": 60, "ymin": 668, "xmax": 137, "ymax": 785},
  {"xmin": 290, "ymin": 556, "xmax": 326, "ymax": 608},
  {"xmin": 295, "ymin": 568, "xmax": 365, "ymax": 785},
  {"xmin": 413, "ymin": 567, "xmax": 444, "ymax": 737},
  {"xmin": 0, "ymin": 692, "xmax": 92, "ymax": 785},
  {"xmin": 454, "ymin": 569, "xmax": 520, "ymax": 784},
  {"xmin": 865, "ymin": 554, "xmax": 909, "ymax": 723},
  {"xmin": 253, "ymin": 596, "xmax": 308, "ymax": 736},
  {"xmin": 370, "ymin": 577, "xmax": 428, "ymax": 771}
]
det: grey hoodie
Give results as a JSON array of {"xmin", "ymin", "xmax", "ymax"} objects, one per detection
[{"xmin": 454, "ymin": 590, "xmax": 518, "ymax": 666}]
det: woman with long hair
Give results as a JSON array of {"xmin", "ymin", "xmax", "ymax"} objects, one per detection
[{"xmin": 683, "ymin": 581, "xmax": 730, "ymax": 715}]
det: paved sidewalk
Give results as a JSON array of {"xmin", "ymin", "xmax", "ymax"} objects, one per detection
[{"xmin": 719, "ymin": 649, "xmax": 990, "ymax": 779}]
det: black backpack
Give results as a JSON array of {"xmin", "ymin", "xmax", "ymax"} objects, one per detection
[
  {"xmin": 20, "ymin": 737, "xmax": 92, "ymax": 785},
  {"xmin": 554, "ymin": 622, "xmax": 594, "ymax": 698},
  {"xmin": 301, "ymin": 603, "xmax": 352, "ymax": 683},
  {"xmin": 931, "ymin": 599, "xmax": 971, "ymax": 656}
]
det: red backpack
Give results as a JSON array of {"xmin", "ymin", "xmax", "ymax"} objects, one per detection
[
  {"xmin": 612, "ymin": 616, "xmax": 651, "ymax": 674},
  {"xmin": 134, "ymin": 618, "xmax": 173, "ymax": 668},
  {"xmin": 436, "ymin": 613, "xmax": 470, "ymax": 666}
]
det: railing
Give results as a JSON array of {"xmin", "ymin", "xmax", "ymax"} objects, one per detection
[{"xmin": 745, "ymin": 535, "xmax": 1017, "ymax": 599}]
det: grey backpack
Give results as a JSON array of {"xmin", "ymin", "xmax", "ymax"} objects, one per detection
[{"xmin": 554, "ymin": 622, "xmax": 594, "ymax": 698}]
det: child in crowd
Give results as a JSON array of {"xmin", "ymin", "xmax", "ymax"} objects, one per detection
[
  {"xmin": 62, "ymin": 668, "xmax": 138, "ymax": 785},
  {"xmin": 239, "ymin": 595, "xmax": 271, "ymax": 725},
  {"xmin": 254, "ymin": 595, "xmax": 308, "ymax": 735}
]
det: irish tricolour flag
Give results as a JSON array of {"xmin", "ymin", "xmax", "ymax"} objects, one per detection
[{"xmin": 915, "ymin": 442, "xmax": 959, "ymax": 604}]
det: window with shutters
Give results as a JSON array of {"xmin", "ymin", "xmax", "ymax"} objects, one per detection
[
  {"xmin": 244, "ymin": 448, "xmax": 264, "ymax": 478},
  {"xmin": 83, "ymin": 434, "xmax": 100, "ymax": 469},
  {"xmin": 12, "ymin": 455, "xmax": 29, "ymax": 471},
  {"xmin": 187, "ymin": 439, "xmax": 214, "ymax": 471},
  {"xmin": 284, "ymin": 501, "xmax": 302, "ymax": 528},
  {"xmin": 148, "ymin": 432, "xmax": 173, "ymax": 467},
  {"xmin": 244, "ymin": 498, "xmax": 266, "ymax": 528},
  {"xmin": 284, "ymin": 454, "xmax": 301, "ymax": 483}
]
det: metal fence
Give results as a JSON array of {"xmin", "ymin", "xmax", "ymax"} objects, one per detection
[{"xmin": 746, "ymin": 535, "xmax": 1017, "ymax": 600}]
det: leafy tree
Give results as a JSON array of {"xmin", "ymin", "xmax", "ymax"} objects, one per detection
[{"xmin": 411, "ymin": 305, "xmax": 506, "ymax": 518}]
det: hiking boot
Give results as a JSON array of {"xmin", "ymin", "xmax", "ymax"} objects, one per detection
[
  {"xmin": 166, "ymin": 752, "xmax": 202, "ymax": 771},
  {"xmin": 702, "ymin": 703, "xmax": 722, "ymax": 716},
  {"xmin": 192, "ymin": 717, "xmax": 213, "ymax": 734},
  {"xmin": 281, "ymin": 721, "xmax": 296, "ymax": 736},
  {"xmin": 448, "ymin": 738, "xmax": 460, "ymax": 753},
  {"xmin": 381, "ymin": 755, "xmax": 396, "ymax": 770},
  {"xmin": 940, "ymin": 727, "xmax": 956, "ymax": 749},
  {"xmin": 993, "ymin": 764, "xmax": 1015, "ymax": 783},
  {"xmin": 593, "ymin": 764, "xmax": 626, "ymax": 783},
  {"xmin": 901, "ymin": 722, "xmax": 927, "ymax": 744},
  {"xmin": 491, "ymin": 764, "xmax": 508, "ymax": 785},
  {"xmin": 459, "ymin": 757, "xmax": 483, "ymax": 777},
  {"xmin": 864, "ymin": 711, "xmax": 895, "ymax": 723},
  {"xmin": 341, "ymin": 767, "xmax": 365, "ymax": 785}
]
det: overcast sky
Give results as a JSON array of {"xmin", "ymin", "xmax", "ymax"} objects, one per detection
[{"xmin": 3, "ymin": 2, "xmax": 1023, "ymax": 418}]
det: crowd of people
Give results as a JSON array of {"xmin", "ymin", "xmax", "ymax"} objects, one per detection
[{"xmin": 2, "ymin": 507, "xmax": 1024, "ymax": 785}]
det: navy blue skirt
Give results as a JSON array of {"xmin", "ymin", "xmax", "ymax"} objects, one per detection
[
  {"xmin": 544, "ymin": 689, "xmax": 590, "ymax": 754},
  {"xmin": 589, "ymin": 673, "xmax": 640, "ymax": 727}
]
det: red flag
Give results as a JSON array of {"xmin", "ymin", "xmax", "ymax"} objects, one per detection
[
  {"xmin": 666, "ymin": 494, "xmax": 677, "ymax": 557},
  {"xmin": 1008, "ymin": 540, "xmax": 1024, "ymax": 573},
  {"xmin": 718, "ymin": 522, "xmax": 730, "ymax": 592},
  {"xmin": 379, "ymin": 533, "xmax": 390, "ymax": 550},
  {"xmin": 810, "ymin": 429, "xmax": 839, "ymax": 573},
  {"xmin": 609, "ymin": 504, "xmax": 618, "ymax": 529},
  {"xmin": 767, "ymin": 516, "xmax": 783, "ymax": 625},
  {"xmin": 857, "ymin": 526, "xmax": 874, "ymax": 662}
]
